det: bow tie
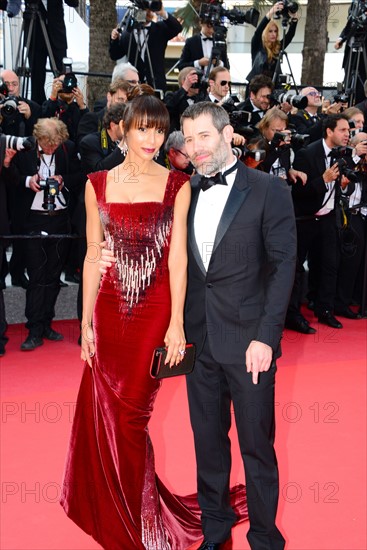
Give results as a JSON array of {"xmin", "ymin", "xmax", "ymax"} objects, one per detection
[
  {"xmin": 202, "ymin": 36, "xmax": 213, "ymax": 41},
  {"xmin": 199, "ymin": 162, "xmax": 238, "ymax": 192}
]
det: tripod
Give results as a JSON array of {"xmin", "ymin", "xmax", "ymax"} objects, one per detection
[
  {"xmin": 14, "ymin": 2, "xmax": 58, "ymax": 98},
  {"xmin": 118, "ymin": 7, "xmax": 156, "ymax": 90},
  {"xmin": 203, "ymin": 24, "xmax": 228, "ymax": 81},
  {"xmin": 343, "ymin": 34, "xmax": 367, "ymax": 106},
  {"xmin": 272, "ymin": 19, "xmax": 299, "ymax": 93}
]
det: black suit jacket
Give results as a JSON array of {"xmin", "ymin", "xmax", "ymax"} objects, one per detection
[
  {"xmin": 109, "ymin": 15, "xmax": 182, "ymax": 90},
  {"xmin": 79, "ymin": 131, "xmax": 124, "ymax": 177},
  {"xmin": 292, "ymin": 139, "xmax": 330, "ymax": 216},
  {"xmin": 177, "ymin": 34, "xmax": 230, "ymax": 71},
  {"xmin": 236, "ymin": 98, "xmax": 263, "ymax": 128},
  {"xmin": 10, "ymin": 140, "xmax": 82, "ymax": 225},
  {"xmin": 184, "ymin": 162, "xmax": 296, "ymax": 363}
]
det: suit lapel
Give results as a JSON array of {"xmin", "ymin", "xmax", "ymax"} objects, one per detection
[
  {"xmin": 211, "ymin": 165, "xmax": 251, "ymax": 254},
  {"xmin": 188, "ymin": 182, "xmax": 206, "ymax": 277}
]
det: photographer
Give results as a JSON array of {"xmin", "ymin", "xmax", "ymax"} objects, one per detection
[
  {"xmin": 258, "ymin": 107, "xmax": 307, "ymax": 184},
  {"xmin": 177, "ymin": 18, "xmax": 230, "ymax": 73},
  {"xmin": 291, "ymin": 114, "xmax": 354, "ymax": 329},
  {"xmin": 164, "ymin": 130, "xmax": 193, "ymax": 174},
  {"xmin": 23, "ymin": 0, "xmax": 79, "ymax": 105},
  {"xmin": 109, "ymin": 1, "xmax": 182, "ymax": 91},
  {"xmin": 164, "ymin": 67, "xmax": 203, "ymax": 132},
  {"xmin": 237, "ymin": 74, "xmax": 274, "ymax": 127},
  {"xmin": 247, "ymin": 1, "xmax": 298, "ymax": 84},
  {"xmin": 41, "ymin": 75, "xmax": 89, "ymax": 143},
  {"xmin": 10, "ymin": 118, "xmax": 82, "ymax": 351}
]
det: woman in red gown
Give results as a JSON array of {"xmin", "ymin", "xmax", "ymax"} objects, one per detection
[{"xmin": 60, "ymin": 95, "xmax": 247, "ymax": 549}]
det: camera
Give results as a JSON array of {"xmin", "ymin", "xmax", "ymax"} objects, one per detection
[
  {"xmin": 134, "ymin": 0, "xmax": 162, "ymax": 11},
  {"xmin": 289, "ymin": 129, "xmax": 310, "ymax": 148},
  {"xmin": 190, "ymin": 71, "xmax": 203, "ymax": 90},
  {"xmin": 39, "ymin": 177, "xmax": 61, "ymax": 211},
  {"xmin": 274, "ymin": 0, "xmax": 299, "ymax": 24},
  {"xmin": 333, "ymin": 92, "xmax": 349, "ymax": 104},
  {"xmin": 269, "ymin": 89, "xmax": 308, "ymax": 110},
  {"xmin": 232, "ymin": 144, "xmax": 266, "ymax": 162},
  {"xmin": 199, "ymin": 1, "xmax": 259, "ymax": 28},
  {"xmin": 60, "ymin": 58, "xmax": 77, "ymax": 93},
  {"xmin": 228, "ymin": 111, "xmax": 254, "ymax": 139},
  {"xmin": 4, "ymin": 135, "xmax": 36, "ymax": 151},
  {"xmin": 0, "ymin": 96, "xmax": 19, "ymax": 116},
  {"xmin": 347, "ymin": 0, "xmax": 367, "ymax": 38},
  {"xmin": 329, "ymin": 146, "xmax": 361, "ymax": 183}
]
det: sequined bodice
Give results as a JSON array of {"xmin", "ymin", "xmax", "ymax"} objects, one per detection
[{"xmin": 89, "ymin": 170, "xmax": 188, "ymax": 309}]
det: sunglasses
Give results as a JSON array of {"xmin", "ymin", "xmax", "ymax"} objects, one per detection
[
  {"xmin": 307, "ymin": 91, "xmax": 321, "ymax": 97},
  {"xmin": 173, "ymin": 148, "xmax": 189, "ymax": 160},
  {"xmin": 219, "ymin": 80, "xmax": 231, "ymax": 86}
]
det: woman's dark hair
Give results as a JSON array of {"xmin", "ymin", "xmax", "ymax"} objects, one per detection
[{"xmin": 123, "ymin": 94, "xmax": 170, "ymax": 138}]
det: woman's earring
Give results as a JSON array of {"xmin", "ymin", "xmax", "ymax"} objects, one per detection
[
  {"xmin": 154, "ymin": 150, "xmax": 159, "ymax": 160},
  {"xmin": 120, "ymin": 140, "xmax": 128, "ymax": 155}
]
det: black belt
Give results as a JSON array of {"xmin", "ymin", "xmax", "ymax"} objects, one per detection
[{"xmin": 30, "ymin": 209, "xmax": 67, "ymax": 217}]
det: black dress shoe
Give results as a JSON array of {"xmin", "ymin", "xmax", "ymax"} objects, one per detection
[
  {"xmin": 285, "ymin": 317, "xmax": 317, "ymax": 334},
  {"xmin": 43, "ymin": 328, "xmax": 64, "ymax": 341},
  {"xmin": 318, "ymin": 311, "xmax": 343, "ymax": 329},
  {"xmin": 307, "ymin": 300, "xmax": 315, "ymax": 311},
  {"xmin": 11, "ymin": 274, "xmax": 29, "ymax": 289},
  {"xmin": 198, "ymin": 542, "xmax": 222, "ymax": 550},
  {"xmin": 334, "ymin": 306, "xmax": 360, "ymax": 319},
  {"xmin": 20, "ymin": 336, "xmax": 43, "ymax": 351}
]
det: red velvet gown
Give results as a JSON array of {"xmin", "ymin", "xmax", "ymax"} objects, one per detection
[{"xmin": 60, "ymin": 170, "xmax": 247, "ymax": 549}]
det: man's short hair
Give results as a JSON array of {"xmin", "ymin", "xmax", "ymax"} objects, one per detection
[
  {"xmin": 208, "ymin": 66, "xmax": 229, "ymax": 82},
  {"xmin": 103, "ymin": 103, "xmax": 126, "ymax": 129},
  {"xmin": 33, "ymin": 117, "xmax": 69, "ymax": 145},
  {"xmin": 181, "ymin": 101, "xmax": 230, "ymax": 133},
  {"xmin": 322, "ymin": 113, "xmax": 349, "ymax": 138},
  {"xmin": 249, "ymin": 75, "xmax": 274, "ymax": 95},
  {"xmin": 109, "ymin": 78, "xmax": 132, "ymax": 96},
  {"xmin": 164, "ymin": 130, "xmax": 185, "ymax": 153},
  {"xmin": 178, "ymin": 67, "xmax": 196, "ymax": 87},
  {"xmin": 112, "ymin": 62, "xmax": 139, "ymax": 83}
]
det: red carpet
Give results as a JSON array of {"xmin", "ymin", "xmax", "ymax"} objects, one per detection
[{"xmin": 1, "ymin": 313, "xmax": 366, "ymax": 549}]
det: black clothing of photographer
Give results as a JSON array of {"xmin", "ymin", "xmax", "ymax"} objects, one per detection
[
  {"xmin": 41, "ymin": 75, "xmax": 89, "ymax": 144},
  {"xmin": 177, "ymin": 20, "xmax": 230, "ymax": 73},
  {"xmin": 23, "ymin": 0, "xmax": 79, "ymax": 105},
  {"xmin": 246, "ymin": 1, "xmax": 298, "ymax": 84},
  {"xmin": 10, "ymin": 118, "xmax": 82, "ymax": 351},
  {"xmin": 237, "ymin": 75, "xmax": 274, "ymax": 128},
  {"xmin": 0, "ymin": 70, "xmax": 41, "ymax": 137},
  {"xmin": 291, "ymin": 114, "xmax": 354, "ymax": 329},
  {"xmin": 164, "ymin": 67, "xmax": 203, "ymax": 132},
  {"xmin": 109, "ymin": 4, "xmax": 182, "ymax": 92}
]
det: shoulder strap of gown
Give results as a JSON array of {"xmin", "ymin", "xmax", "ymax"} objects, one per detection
[{"xmin": 88, "ymin": 170, "xmax": 108, "ymax": 204}]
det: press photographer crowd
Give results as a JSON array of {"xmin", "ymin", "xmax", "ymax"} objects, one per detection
[{"xmin": 0, "ymin": 0, "xmax": 366, "ymax": 357}]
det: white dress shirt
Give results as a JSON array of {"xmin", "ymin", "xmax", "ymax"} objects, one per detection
[{"xmin": 194, "ymin": 158, "xmax": 237, "ymax": 270}]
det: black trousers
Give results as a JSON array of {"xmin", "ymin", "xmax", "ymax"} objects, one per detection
[
  {"xmin": 24, "ymin": 210, "xmax": 70, "ymax": 338},
  {"xmin": 290, "ymin": 213, "xmax": 340, "ymax": 315},
  {"xmin": 0, "ymin": 244, "xmax": 7, "ymax": 344},
  {"xmin": 186, "ymin": 337, "xmax": 285, "ymax": 550},
  {"xmin": 336, "ymin": 213, "xmax": 366, "ymax": 309}
]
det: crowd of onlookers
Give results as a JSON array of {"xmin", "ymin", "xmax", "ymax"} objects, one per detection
[{"xmin": 0, "ymin": 1, "xmax": 365, "ymax": 357}]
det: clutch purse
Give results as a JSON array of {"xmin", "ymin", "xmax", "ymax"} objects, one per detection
[{"xmin": 150, "ymin": 344, "xmax": 196, "ymax": 379}]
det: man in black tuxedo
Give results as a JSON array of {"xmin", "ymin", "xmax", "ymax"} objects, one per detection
[
  {"xmin": 181, "ymin": 102, "xmax": 296, "ymax": 550},
  {"xmin": 23, "ymin": 0, "xmax": 79, "ymax": 105},
  {"xmin": 109, "ymin": 2, "xmax": 181, "ymax": 92},
  {"xmin": 177, "ymin": 19, "xmax": 230, "ymax": 74},
  {"xmin": 10, "ymin": 117, "xmax": 82, "ymax": 350},
  {"xmin": 164, "ymin": 67, "xmax": 203, "ymax": 132},
  {"xmin": 292, "ymin": 114, "xmax": 353, "ymax": 329},
  {"xmin": 237, "ymin": 74, "xmax": 273, "ymax": 128}
]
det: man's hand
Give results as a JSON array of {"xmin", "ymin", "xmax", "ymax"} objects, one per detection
[
  {"xmin": 182, "ymin": 71, "xmax": 198, "ymax": 93},
  {"xmin": 245, "ymin": 340, "xmax": 273, "ymax": 384},
  {"xmin": 73, "ymin": 86, "xmax": 87, "ymax": 109},
  {"xmin": 232, "ymin": 133, "xmax": 246, "ymax": 146},
  {"xmin": 52, "ymin": 174, "xmax": 64, "ymax": 190},
  {"xmin": 3, "ymin": 148, "xmax": 17, "ymax": 168},
  {"xmin": 29, "ymin": 174, "xmax": 41, "ymax": 193},
  {"xmin": 334, "ymin": 38, "xmax": 343, "ymax": 50},
  {"xmin": 353, "ymin": 140, "xmax": 367, "ymax": 158},
  {"xmin": 111, "ymin": 28, "xmax": 120, "ymax": 40},
  {"xmin": 50, "ymin": 77, "xmax": 63, "ymax": 99},
  {"xmin": 99, "ymin": 241, "xmax": 116, "ymax": 274},
  {"xmin": 323, "ymin": 162, "xmax": 339, "ymax": 183},
  {"xmin": 18, "ymin": 100, "xmax": 31, "ymax": 120},
  {"xmin": 288, "ymin": 168, "xmax": 307, "ymax": 185},
  {"xmin": 198, "ymin": 57, "xmax": 210, "ymax": 67}
]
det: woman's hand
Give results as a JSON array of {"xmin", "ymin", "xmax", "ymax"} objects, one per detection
[
  {"xmin": 99, "ymin": 241, "xmax": 116, "ymax": 275},
  {"xmin": 164, "ymin": 321, "xmax": 186, "ymax": 368},
  {"xmin": 267, "ymin": 1, "xmax": 283, "ymax": 19},
  {"xmin": 81, "ymin": 322, "xmax": 95, "ymax": 368}
]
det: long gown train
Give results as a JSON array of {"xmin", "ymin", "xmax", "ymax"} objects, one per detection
[{"xmin": 60, "ymin": 170, "xmax": 248, "ymax": 549}]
